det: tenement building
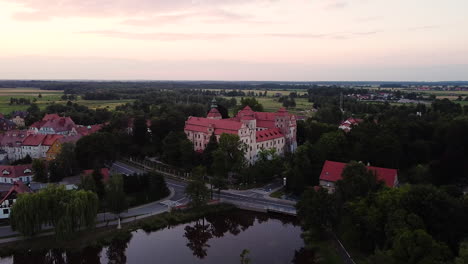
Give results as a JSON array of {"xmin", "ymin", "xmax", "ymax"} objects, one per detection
[{"xmin": 184, "ymin": 102, "xmax": 297, "ymax": 164}]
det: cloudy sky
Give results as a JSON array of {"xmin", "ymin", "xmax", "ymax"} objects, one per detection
[{"xmin": 1, "ymin": 0, "xmax": 467, "ymax": 81}]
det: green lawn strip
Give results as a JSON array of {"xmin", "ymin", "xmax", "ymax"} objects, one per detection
[{"xmin": 269, "ymin": 188, "xmax": 285, "ymax": 198}]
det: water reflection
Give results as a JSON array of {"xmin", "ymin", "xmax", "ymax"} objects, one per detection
[{"xmin": 1, "ymin": 210, "xmax": 311, "ymax": 264}]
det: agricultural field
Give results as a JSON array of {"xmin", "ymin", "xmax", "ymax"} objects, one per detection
[
  {"xmin": 0, "ymin": 88, "xmax": 133, "ymax": 114},
  {"xmin": 223, "ymin": 95, "xmax": 314, "ymax": 117},
  {"xmin": 204, "ymin": 88, "xmax": 308, "ymax": 97}
]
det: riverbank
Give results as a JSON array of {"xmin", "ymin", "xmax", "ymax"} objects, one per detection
[{"xmin": 0, "ymin": 203, "xmax": 236, "ymax": 257}]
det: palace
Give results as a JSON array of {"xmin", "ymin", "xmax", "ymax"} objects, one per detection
[{"xmin": 184, "ymin": 101, "xmax": 297, "ymax": 164}]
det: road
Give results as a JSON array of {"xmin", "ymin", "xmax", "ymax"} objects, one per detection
[
  {"xmin": 0, "ymin": 161, "xmax": 295, "ymax": 242},
  {"xmin": 112, "ymin": 161, "xmax": 296, "ymax": 214}
]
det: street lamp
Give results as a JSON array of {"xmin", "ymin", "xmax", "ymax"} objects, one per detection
[{"xmin": 283, "ymin": 177, "xmax": 287, "ymax": 186}]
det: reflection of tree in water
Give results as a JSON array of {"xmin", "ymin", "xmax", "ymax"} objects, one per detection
[
  {"xmin": 184, "ymin": 218, "xmax": 213, "ymax": 259},
  {"xmin": 13, "ymin": 250, "xmax": 47, "ymax": 264},
  {"xmin": 106, "ymin": 233, "xmax": 133, "ymax": 264},
  {"xmin": 67, "ymin": 246, "xmax": 103, "ymax": 264},
  {"xmin": 185, "ymin": 210, "xmax": 296, "ymax": 259},
  {"xmin": 12, "ymin": 246, "xmax": 104, "ymax": 264}
]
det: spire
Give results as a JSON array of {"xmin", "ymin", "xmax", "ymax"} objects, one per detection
[{"xmin": 211, "ymin": 98, "xmax": 218, "ymax": 109}]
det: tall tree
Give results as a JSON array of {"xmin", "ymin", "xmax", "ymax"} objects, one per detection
[
  {"xmin": 212, "ymin": 133, "xmax": 246, "ymax": 179},
  {"xmin": 55, "ymin": 142, "xmax": 77, "ymax": 176},
  {"xmin": 133, "ymin": 116, "xmax": 148, "ymax": 146},
  {"xmin": 32, "ymin": 159, "xmax": 47, "ymax": 183},
  {"xmin": 106, "ymin": 174, "xmax": 128, "ymax": 229},
  {"xmin": 202, "ymin": 133, "xmax": 219, "ymax": 172},
  {"xmin": 75, "ymin": 132, "xmax": 118, "ymax": 169},
  {"xmin": 237, "ymin": 97, "xmax": 264, "ymax": 112},
  {"xmin": 335, "ymin": 161, "xmax": 384, "ymax": 203},
  {"xmin": 185, "ymin": 166, "xmax": 210, "ymax": 208}
]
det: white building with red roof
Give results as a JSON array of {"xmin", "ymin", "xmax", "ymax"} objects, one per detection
[
  {"xmin": 0, "ymin": 164, "xmax": 34, "ymax": 184},
  {"xmin": 0, "ymin": 130, "xmax": 28, "ymax": 161},
  {"xmin": 28, "ymin": 114, "xmax": 77, "ymax": 136},
  {"xmin": 0, "ymin": 181, "xmax": 32, "ymax": 219},
  {"xmin": 319, "ymin": 160, "xmax": 398, "ymax": 193},
  {"xmin": 184, "ymin": 103, "xmax": 297, "ymax": 164},
  {"xmin": 338, "ymin": 117, "xmax": 364, "ymax": 132}
]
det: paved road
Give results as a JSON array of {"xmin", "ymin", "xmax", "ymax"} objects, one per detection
[{"xmin": 0, "ymin": 161, "xmax": 295, "ymax": 241}]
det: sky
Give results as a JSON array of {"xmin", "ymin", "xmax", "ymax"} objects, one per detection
[{"xmin": 0, "ymin": 0, "xmax": 467, "ymax": 81}]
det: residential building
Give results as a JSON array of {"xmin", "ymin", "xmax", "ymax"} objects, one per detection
[
  {"xmin": 319, "ymin": 160, "xmax": 398, "ymax": 193},
  {"xmin": 0, "ymin": 130, "xmax": 27, "ymax": 161},
  {"xmin": 0, "ymin": 116, "xmax": 17, "ymax": 131},
  {"xmin": 29, "ymin": 114, "xmax": 77, "ymax": 136},
  {"xmin": 46, "ymin": 135, "xmax": 82, "ymax": 160},
  {"xmin": 184, "ymin": 104, "xmax": 297, "ymax": 164},
  {"xmin": 0, "ymin": 181, "xmax": 32, "ymax": 219},
  {"xmin": 76, "ymin": 124, "xmax": 103, "ymax": 136},
  {"xmin": 10, "ymin": 111, "xmax": 28, "ymax": 127},
  {"xmin": 338, "ymin": 117, "xmax": 363, "ymax": 132},
  {"xmin": 0, "ymin": 164, "xmax": 34, "ymax": 184}
]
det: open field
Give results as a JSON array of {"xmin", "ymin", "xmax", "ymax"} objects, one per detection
[
  {"xmin": 0, "ymin": 88, "xmax": 133, "ymax": 114},
  {"xmin": 204, "ymin": 88, "xmax": 308, "ymax": 96},
  {"xmin": 223, "ymin": 96, "xmax": 314, "ymax": 117}
]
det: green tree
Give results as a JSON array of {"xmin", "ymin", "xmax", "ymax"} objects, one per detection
[
  {"xmin": 75, "ymin": 132, "xmax": 118, "ymax": 169},
  {"xmin": 161, "ymin": 132, "xmax": 185, "ymax": 166},
  {"xmin": 240, "ymin": 249, "xmax": 251, "ymax": 264},
  {"xmin": 391, "ymin": 229, "xmax": 452, "ymax": 264},
  {"xmin": 202, "ymin": 133, "xmax": 219, "ymax": 172},
  {"xmin": 335, "ymin": 161, "xmax": 384, "ymax": 203},
  {"xmin": 212, "ymin": 133, "xmax": 246, "ymax": 179},
  {"xmin": 32, "ymin": 159, "xmax": 47, "ymax": 182},
  {"xmin": 148, "ymin": 172, "xmax": 170, "ymax": 200},
  {"xmin": 315, "ymin": 105, "xmax": 342, "ymax": 124},
  {"xmin": 48, "ymin": 160, "xmax": 65, "ymax": 182},
  {"xmin": 456, "ymin": 242, "xmax": 468, "ymax": 264},
  {"xmin": 237, "ymin": 97, "xmax": 264, "ymax": 112},
  {"xmin": 11, "ymin": 185, "xmax": 98, "ymax": 239},
  {"xmin": 133, "ymin": 117, "xmax": 148, "ymax": 146},
  {"xmin": 106, "ymin": 174, "xmax": 128, "ymax": 229},
  {"xmin": 10, "ymin": 193, "xmax": 45, "ymax": 237},
  {"xmin": 297, "ymin": 188, "xmax": 336, "ymax": 231},
  {"xmin": 185, "ymin": 166, "xmax": 210, "ymax": 208},
  {"xmin": 55, "ymin": 142, "xmax": 77, "ymax": 176},
  {"xmin": 80, "ymin": 173, "xmax": 97, "ymax": 193}
]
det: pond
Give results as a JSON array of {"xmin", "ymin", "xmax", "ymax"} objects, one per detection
[{"xmin": 0, "ymin": 210, "xmax": 313, "ymax": 264}]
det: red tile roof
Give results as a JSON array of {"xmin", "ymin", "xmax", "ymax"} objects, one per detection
[
  {"xmin": 58, "ymin": 135, "xmax": 82, "ymax": 144},
  {"xmin": 76, "ymin": 124, "xmax": 103, "ymax": 136},
  {"xmin": 22, "ymin": 134, "xmax": 47, "ymax": 146},
  {"xmin": 0, "ymin": 164, "xmax": 33, "ymax": 179},
  {"xmin": 0, "ymin": 181, "xmax": 32, "ymax": 205},
  {"xmin": 207, "ymin": 108, "xmax": 222, "ymax": 119},
  {"xmin": 185, "ymin": 117, "xmax": 242, "ymax": 135},
  {"xmin": 30, "ymin": 120, "xmax": 47, "ymax": 129},
  {"xmin": 42, "ymin": 134, "xmax": 63, "ymax": 146},
  {"xmin": 0, "ymin": 130, "xmax": 27, "ymax": 147},
  {"xmin": 256, "ymin": 128, "xmax": 284, "ymax": 142},
  {"xmin": 43, "ymin": 113, "xmax": 60, "ymax": 121},
  {"xmin": 41, "ymin": 117, "xmax": 76, "ymax": 132},
  {"xmin": 319, "ymin": 160, "xmax": 398, "ymax": 187},
  {"xmin": 83, "ymin": 168, "xmax": 110, "ymax": 182}
]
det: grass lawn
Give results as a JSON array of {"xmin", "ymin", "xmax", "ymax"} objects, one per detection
[
  {"xmin": 0, "ymin": 88, "xmax": 133, "ymax": 114},
  {"xmin": 270, "ymin": 188, "xmax": 285, "ymax": 198}
]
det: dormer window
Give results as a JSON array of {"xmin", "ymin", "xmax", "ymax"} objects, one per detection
[
  {"xmin": 2, "ymin": 170, "xmax": 10, "ymax": 175},
  {"xmin": 24, "ymin": 169, "xmax": 32, "ymax": 174}
]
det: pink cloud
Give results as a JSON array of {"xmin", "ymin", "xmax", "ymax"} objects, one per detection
[
  {"xmin": 6, "ymin": 0, "xmax": 276, "ymax": 20},
  {"xmin": 79, "ymin": 30, "xmax": 380, "ymax": 41}
]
